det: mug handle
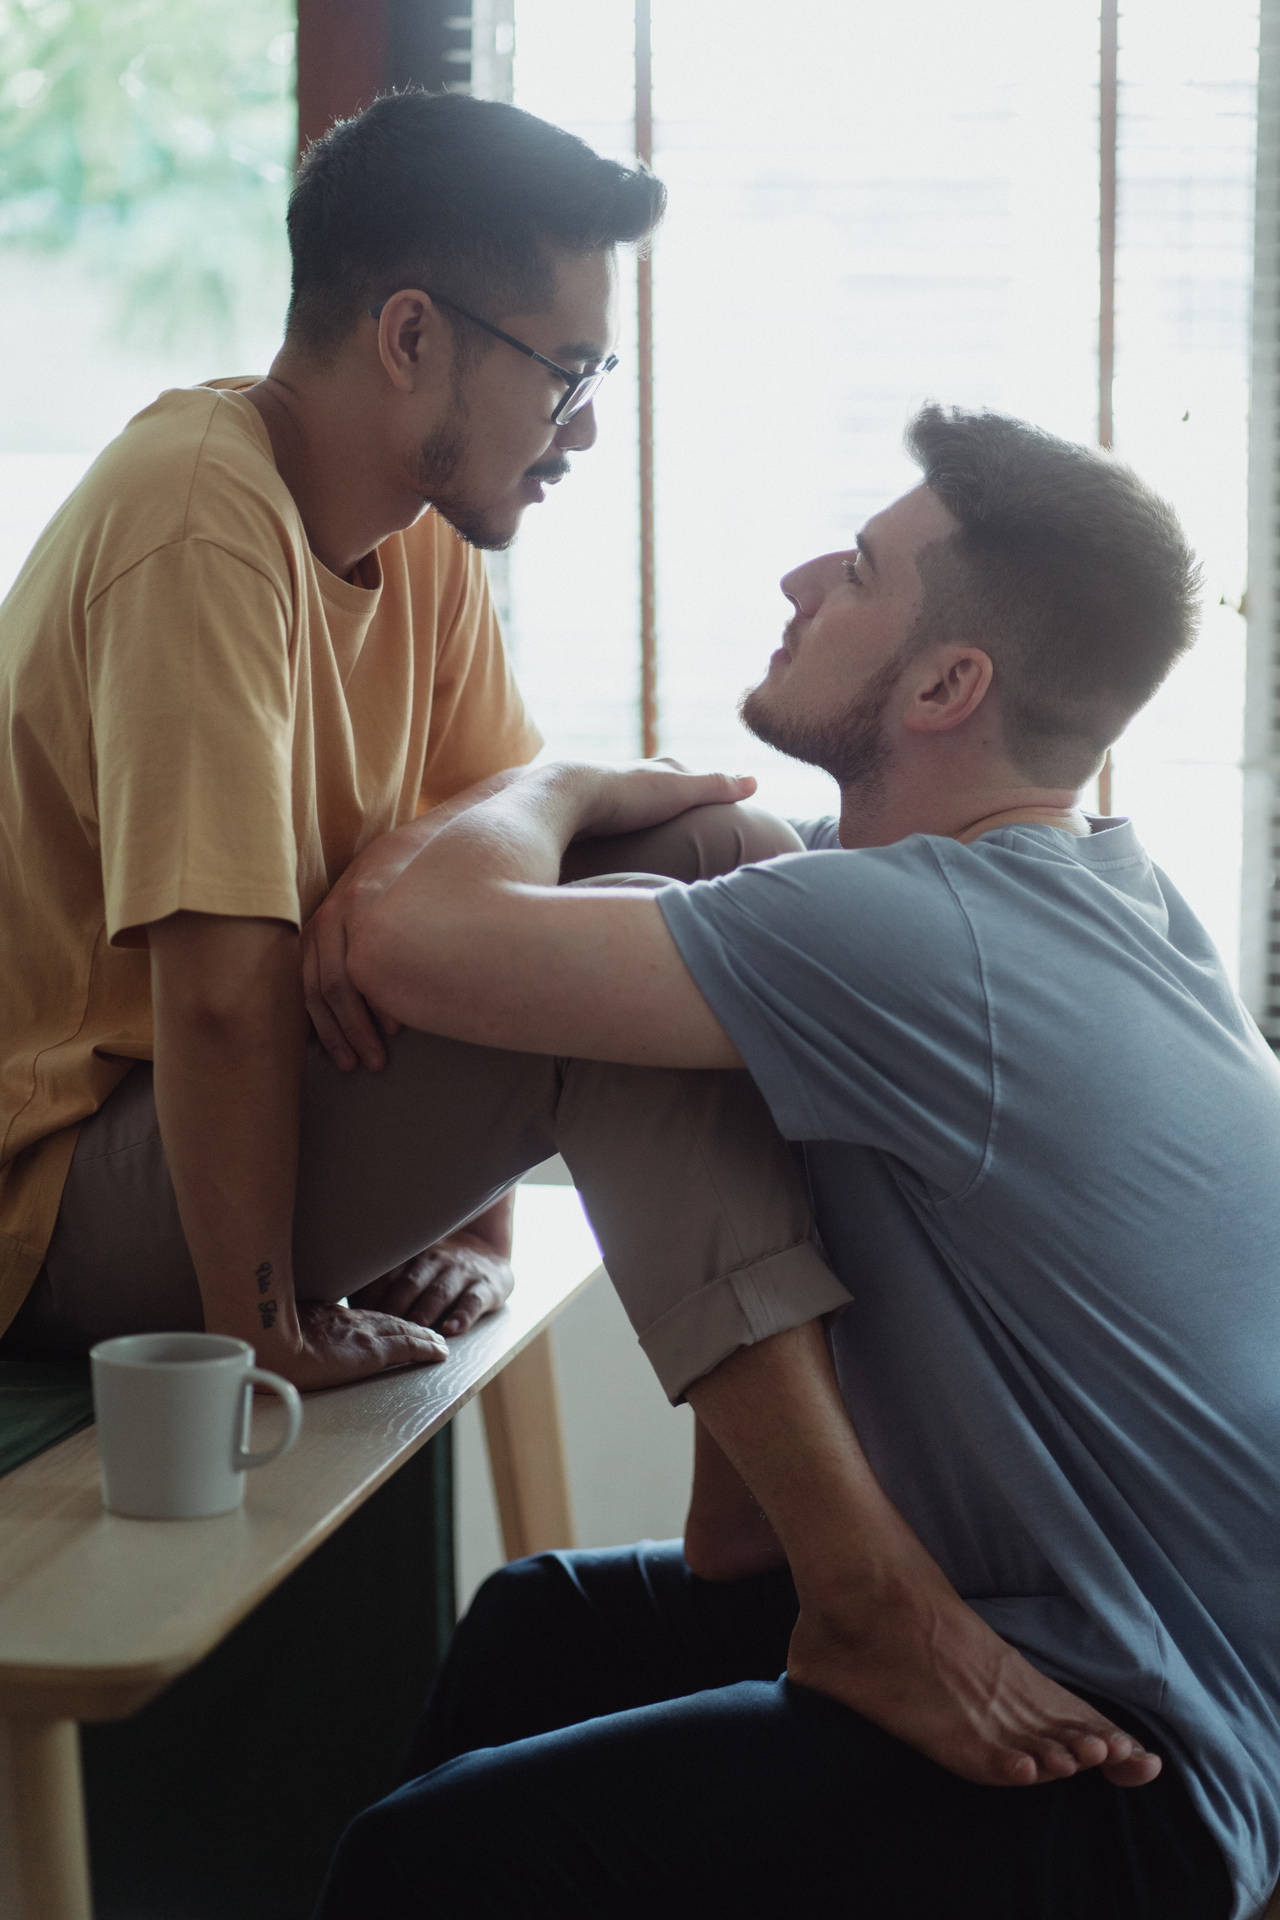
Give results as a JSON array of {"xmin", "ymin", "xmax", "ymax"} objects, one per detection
[{"xmin": 235, "ymin": 1368, "xmax": 304, "ymax": 1471}]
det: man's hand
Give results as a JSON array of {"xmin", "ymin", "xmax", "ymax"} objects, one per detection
[
  {"xmin": 564, "ymin": 759, "xmax": 757, "ymax": 843},
  {"xmin": 350, "ymin": 1194, "xmax": 517, "ymax": 1336},
  {"xmin": 350, "ymin": 1235, "xmax": 514, "ymax": 1336},
  {"xmin": 303, "ymin": 848, "xmax": 404, "ymax": 1073},
  {"xmin": 256, "ymin": 1300, "xmax": 451, "ymax": 1393},
  {"xmin": 303, "ymin": 772, "xmax": 529, "ymax": 1070}
]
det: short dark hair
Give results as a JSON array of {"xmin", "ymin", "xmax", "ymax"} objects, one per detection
[
  {"xmin": 286, "ymin": 90, "xmax": 666, "ymax": 355},
  {"xmin": 904, "ymin": 404, "xmax": 1202, "ymax": 786}
]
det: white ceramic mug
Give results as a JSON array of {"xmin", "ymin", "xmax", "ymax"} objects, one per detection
[{"xmin": 90, "ymin": 1332, "xmax": 303, "ymax": 1519}]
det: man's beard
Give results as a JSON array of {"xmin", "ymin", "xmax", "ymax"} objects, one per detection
[
  {"xmin": 414, "ymin": 401, "xmax": 511, "ymax": 553},
  {"xmin": 413, "ymin": 377, "xmax": 521, "ymax": 552},
  {"xmin": 739, "ymin": 651, "xmax": 902, "ymax": 799},
  {"xmin": 415, "ymin": 412, "xmax": 568, "ymax": 553}
]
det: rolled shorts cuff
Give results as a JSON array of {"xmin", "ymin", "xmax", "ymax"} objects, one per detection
[{"xmin": 637, "ymin": 1243, "xmax": 853, "ymax": 1403}]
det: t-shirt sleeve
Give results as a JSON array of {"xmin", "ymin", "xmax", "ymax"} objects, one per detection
[
  {"xmin": 657, "ymin": 840, "xmax": 995, "ymax": 1198},
  {"xmin": 789, "ymin": 815, "xmax": 841, "ymax": 850},
  {"xmin": 86, "ymin": 538, "xmax": 300, "ymax": 944},
  {"xmin": 415, "ymin": 530, "xmax": 542, "ymax": 811}
]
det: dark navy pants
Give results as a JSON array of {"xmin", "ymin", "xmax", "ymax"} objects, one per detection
[{"xmin": 314, "ymin": 1541, "xmax": 1233, "ymax": 1920}]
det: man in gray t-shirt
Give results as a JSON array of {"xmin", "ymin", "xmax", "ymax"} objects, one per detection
[
  {"xmin": 658, "ymin": 813, "xmax": 1280, "ymax": 1916},
  {"xmin": 315, "ymin": 407, "xmax": 1277, "ymax": 1920}
]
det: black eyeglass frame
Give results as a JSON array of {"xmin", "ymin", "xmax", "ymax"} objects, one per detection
[{"xmin": 369, "ymin": 292, "xmax": 617, "ymax": 426}]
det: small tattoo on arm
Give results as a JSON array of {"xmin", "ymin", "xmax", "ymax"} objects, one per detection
[
  {"xmin": 258, "ymin": 1296, "xmax": 279, "ymax": 1331},
  {"xmin": 254, "ymin": 1261, "xmax": 273, "ymax": 1296}
]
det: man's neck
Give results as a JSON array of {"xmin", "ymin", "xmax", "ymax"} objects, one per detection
[
  {"xmin": 954, "ymin": 803, "xmax": 1089, "ymax": 844},
  {"xmin": 244, "ymin": 357, "xmax": 420, "ymax": 580},
  {"xmin": 837, "ymin": 784, "xmax": 1088, "ymax": 851}
]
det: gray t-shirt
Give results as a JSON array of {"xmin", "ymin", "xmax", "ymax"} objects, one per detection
[{"xmin": 658, "ymin": 816, "xmax": 1280, "ymax": 1920}]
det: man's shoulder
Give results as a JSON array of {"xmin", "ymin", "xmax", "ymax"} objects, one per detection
[
  {"xmin": 663, "ymin": 831, "xmax": 963, "ymax": 965},
  {"xmin": 94, "ymin": 380, "xmax": 291, "ymax": 547},
  {"xmin": 931, "ymin": 820, "xmax": 1189, "ymax": 954},
  {"xmin": 37, "ymin": 381, "xmax": 300, "ymax": 605}
]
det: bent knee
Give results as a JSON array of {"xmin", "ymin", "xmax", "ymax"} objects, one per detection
[
  {"xmin": 562, "ymin": 801, "xmax": 803, "ymax": 886},
  {"xmin": 692, "ymin": 800, "xmax": 805, "ymax": 873}
]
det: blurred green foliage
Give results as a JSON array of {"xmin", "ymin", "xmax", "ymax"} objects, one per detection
[{"xmin": 0, "ymin": 0, "xmax": 295, "ymax": 351}]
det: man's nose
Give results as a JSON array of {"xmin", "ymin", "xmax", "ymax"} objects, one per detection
[
  {"xmin": 554, "ymin": 399, "xmax": 598, "ymax": 453},
  {"xmin": 781, "ymin": 552, "xmax": 846, "ymax": 617},
  {"xmin": 780, "ymin": 557, "xmax": 824, "ymax": 616}
]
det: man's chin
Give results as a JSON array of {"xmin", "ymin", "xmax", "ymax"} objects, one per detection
[
  {"xmin": 739, "ymin": 682, "xmax": 783, "ymax": 752},
  {"xmin": 741, "ymin": 673, "xmax": 897, "ymax": 794},
  {"xmin": 432, "ymin": 497, "xmax": 522, "ymax": 553}
]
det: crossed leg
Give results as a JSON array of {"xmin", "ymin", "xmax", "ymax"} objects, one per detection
[{"xmin": 687, "ymin": 1325, "xmax": 1162, "ymax": 1789}]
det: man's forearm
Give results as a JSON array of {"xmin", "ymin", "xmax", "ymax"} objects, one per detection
[
  {"xmin": 341, "ymin": 769, "xmax": 535, "ymax": 897},
  {"xmin": 150, "ymin": 914, "xmax": 306, "ymax": 1349},
  {"xmin": 343, "ymin": 761, "xmax": 751, "ymax": 1066},
  {"xmin": 343, "ymin": 766, "xmax": 608, "ymax": 1036},
  {"xmin": 387, "ymin": 763, "xmax": 596, "ymax": 895},
  {"xmin": 372, "ymin": 760, "xmax": 755, "ymax": 909}
]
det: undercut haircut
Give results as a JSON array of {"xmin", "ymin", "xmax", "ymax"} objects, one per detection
[
  {"xmin": 904, "ymin": 405, "xmax": 1202, "ymax": 786},
  {"xmin": 286, "ymin": 90, "xmax": 666, "ymax": 356}
]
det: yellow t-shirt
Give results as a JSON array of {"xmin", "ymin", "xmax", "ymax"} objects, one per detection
[{"xmin": 0, "ymin": 380, "xmax": 541, "ymax": 1331}]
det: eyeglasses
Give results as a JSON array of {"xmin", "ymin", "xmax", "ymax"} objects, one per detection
[{"xmin": 369, "ymin": 292, "xmax": 617, "ymax": 426}]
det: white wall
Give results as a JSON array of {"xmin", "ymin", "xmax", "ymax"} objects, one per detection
[{"xmin": 454, "ymin": 1168, "xmax": 694, "ymax": 1612}]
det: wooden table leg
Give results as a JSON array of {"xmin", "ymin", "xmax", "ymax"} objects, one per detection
[
  {"xmin": 480, "ymin": 1327, "xmax": 575, "ymax": 1561},
  {"xmin": 0, "ymin": 1717, "xmax": 93, "ymax": 1920}
]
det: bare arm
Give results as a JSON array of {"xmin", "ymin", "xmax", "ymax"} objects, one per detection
[
  {"xmin": 347, "ymin": 761, "xmax": 752, "ymax": 1068},
  {"xmin": 149, "ymin": 913, "xmax": 305, "ymax": 1348},
  {"xmin": 148, "ymin": 912, "xmax": 449, "ymax": 1389}
]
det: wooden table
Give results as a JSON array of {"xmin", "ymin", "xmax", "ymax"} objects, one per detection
[{"xmin": 0, "ymin": 1184, "xmax": 603, "ymax": 1920}]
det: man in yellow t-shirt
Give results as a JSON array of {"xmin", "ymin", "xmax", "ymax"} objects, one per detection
[{"xmin": 0, "ymin": 90, "xmax": 673, "ymax": 1390}]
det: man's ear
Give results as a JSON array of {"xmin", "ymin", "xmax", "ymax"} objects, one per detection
[
  {"xmin": 373, "ymin": 290, "xmax": 449, "ymax": 394},
  {"xmin": 901, "ymin": 647, "xmax": 994, "ymax": 736}
]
